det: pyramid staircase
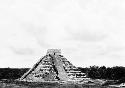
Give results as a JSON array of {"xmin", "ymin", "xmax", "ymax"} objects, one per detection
[{"xmin": 20, "ymin": 49, "xmax": 86, "ymax": 82}]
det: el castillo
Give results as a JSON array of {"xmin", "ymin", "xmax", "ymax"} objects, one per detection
[{"xmin": 20, "ymin": 49, "xmax": 86, "ymax": 82}]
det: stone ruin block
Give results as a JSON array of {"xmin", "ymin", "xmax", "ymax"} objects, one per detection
[
  {"xmin": 46, "ymin": 49, "xmax": 61, "ymax": 55},
  {"xmin": 20, "ymin": 49, "xmax": 86, "ymax": 82}
]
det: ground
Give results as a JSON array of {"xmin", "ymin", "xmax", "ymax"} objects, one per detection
[{"xmin": 0, "ymin": 80, "xmax": 119, "ymax": 88}]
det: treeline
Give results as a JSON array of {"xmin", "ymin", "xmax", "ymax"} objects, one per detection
[
  {"xmin": 78, "ymin": 66, "xmax": 125, "ymax": 82},
  {"xmin": 1, "ymin": 66, "xmax": 125, "ymax": 82},
  {"xmin": 0, "ymin": 68, "xmax": 29, "ymax": 80}
]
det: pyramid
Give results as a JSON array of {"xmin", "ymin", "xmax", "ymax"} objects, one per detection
[{"xmin": 20, "ymin": 49, "xmax": 86, "ymax": 82}]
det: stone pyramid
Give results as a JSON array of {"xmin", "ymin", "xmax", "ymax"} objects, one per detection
[{"xmin": 20, "ymin": 49, "xmax": 86, "ymax": 82}]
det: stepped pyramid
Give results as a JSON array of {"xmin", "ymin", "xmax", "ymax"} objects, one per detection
[{"xmin": 20, "ymin": 49, "xmax": 86, "ymax": 82}]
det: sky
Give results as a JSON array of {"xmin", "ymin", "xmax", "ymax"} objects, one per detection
[{"xmin": 0, "ymin": 0, "xmax": 125, "ymax": 68}]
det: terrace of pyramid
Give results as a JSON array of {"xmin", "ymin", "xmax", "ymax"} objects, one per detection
[{"xmin": 20, "ymin": 49, "xmax": 86, "ymax": 82}]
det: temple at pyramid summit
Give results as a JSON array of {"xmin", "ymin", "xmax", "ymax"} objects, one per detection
[{"xmin": 20, "ymin": 49, "xmax": 86, "ymax": 82}]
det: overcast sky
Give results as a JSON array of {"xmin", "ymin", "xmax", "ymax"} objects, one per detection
[{"xmin": 0, "ymin": 0, "xmax": 125, "ymax": 68}]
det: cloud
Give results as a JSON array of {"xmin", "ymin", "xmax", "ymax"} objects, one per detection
[
  {"xmin": 65, "ymin": 27, "xmax": 108, "ymax": 42},
  {"xmin": 0, "ymin": 0, "xmax": 125, "ymax": 67},
  {"xmin": 10, "ymin": 47, "xmax": 34, "ymax": 55}
]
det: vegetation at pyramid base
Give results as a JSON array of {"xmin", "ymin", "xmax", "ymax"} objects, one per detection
[
  {"xmin": 78, "ymin": 66, "xmax": 125, "ymax": 81},
  {"xmin": 1, "ymin": 66, "xmax": 125, "ymax": 83},
  {"xmin": 0, "ymin": 68, "xmax": 29, "ymax": 80}
]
